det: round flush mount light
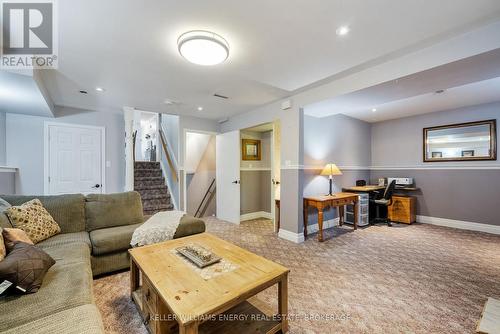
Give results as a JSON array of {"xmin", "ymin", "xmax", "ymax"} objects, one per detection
[
  {"xmin": 197, "ymin": 106, "xmax": 204, "ymax": 111},
  {"xmin": 95, "ymin": 87, "xmax": 105, "ymax": 92},
  {"xmin": 372, "ymin": 108, "xmax": 377, "ymax": 112},
  {"xmin": 336, "ymin": 25, "xmax": 350, "ymax": 36},
  {"xmin": 178, "ymin": 30, "xmax": 229, "ymax": 66}
]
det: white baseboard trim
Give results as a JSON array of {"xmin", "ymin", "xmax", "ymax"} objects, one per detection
[
  {"xmin": 306, "ymin": 218, "xmax": 340, "ymax": 235},
  {"xmin": 278, "ymin": 218, "xmax": 340, "ymax": 244},
  {"xmin": 278, "ymin": 229, "xmax": 305, "ymax": 244},
  {"xmin": 240, "ymin": 211, "xmax": 273, "ymax": 221},
  {"xmin": 417, "ymin": 215, "xmax": 500, "ymax": 235}
]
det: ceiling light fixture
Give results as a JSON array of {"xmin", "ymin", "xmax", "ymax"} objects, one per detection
[
  {"xmin": 372, "ymin": 108, "xmax": 377, "ymax": 112},
  {"xmin": 95, "ymin": 87, "xmax": 105, "ymax": 92},
  {"xmin": 79, "ymin": 90, "xmax": 88, "ymax": 94},
  {"xmin": 197, "ymin": 106, "xmax": 203, "ymax": 111},
  {"xmin": 178, "ymin": 30, "xmax": 229, "ymax": 66},
  {"xmin": 336, "ymin": 25, "xmax": 350, "ymax": 36}
]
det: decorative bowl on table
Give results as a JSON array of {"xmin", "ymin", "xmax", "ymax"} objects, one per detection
[{"xmin": 176, "ymin": 243, "xmax": 221, "ymax": 268}]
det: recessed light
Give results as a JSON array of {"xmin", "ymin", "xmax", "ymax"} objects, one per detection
[
  {"xmin": 95, "ymin": 87, "xmax": 105, "ymax": 92},
  {"xmin": 197, "ymin": 106, "xmax": 204, "ymax": 111},
  {"xmin": 372, "ymin": 108, "xmax": 377, "ymax": 112},
  {"xmin": 79, "ymin": 90, "xmax": 88, "ymax": 94},
  {"xmin": 178, "ymin": 30, "xmax": 229, "ymax": 66},
  {"xmin": 336, "ymin": 25, "xmax": 350, "ymax": 36}
]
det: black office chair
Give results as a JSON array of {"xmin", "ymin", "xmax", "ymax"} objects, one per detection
[
  {"xmin": 370, "ymin": 180, "xmax": 396, "ymax": 227},
  {"xmin": 356, "ymin": 180, "xmax": 367, "ymax": 186}
]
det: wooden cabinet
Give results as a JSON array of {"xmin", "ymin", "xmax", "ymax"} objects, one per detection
[{"xmin": 388, "ymin": 195, "xmax": 416, "ymax": 224}]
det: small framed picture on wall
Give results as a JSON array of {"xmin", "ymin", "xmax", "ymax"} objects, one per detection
[
  {"xmin": 242, "ymin": 139, "xmax": 261, "ymax": 160},
  {"xmin": 431, "ymin": 151, "xmax": 443, "ymax": 158}
]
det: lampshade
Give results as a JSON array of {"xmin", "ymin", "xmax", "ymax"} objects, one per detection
[{"xmin": 320, "ymin": 163, "xmax": 343, "ymax": 176}]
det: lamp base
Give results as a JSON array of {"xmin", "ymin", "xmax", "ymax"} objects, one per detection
[{"xmin": 326, "ymin": 178, "xmax": 335, "ymax": 196}]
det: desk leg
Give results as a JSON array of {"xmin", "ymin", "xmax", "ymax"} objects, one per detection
[
  {"xmin": 317, "ymin": 208, "xmax": 324, "ymax": 242},
  {"xmin": 278, "ymin": 273, "xmax": 289, "ymax": 333},
  {"xmin": 353, "ymin": 200, "xmax": 359, "ymax": 230},
  {"xmin": 338, "ymin": 206, "xmax": 344, "ymax": 226},
  {"xmin": 303, "ymin": 202, "xmax": 308, "ymax": 239}
]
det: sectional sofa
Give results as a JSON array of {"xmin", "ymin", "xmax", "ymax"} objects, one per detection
[{"xmin": 0, "ymin": 191, "xmax": 205, "ymax": 334}]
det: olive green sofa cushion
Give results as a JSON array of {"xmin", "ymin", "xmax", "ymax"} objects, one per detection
[
  {"xmin": 89, "ymin": 223, "xmax": 142, "ymax": 256},
  {"xmin": 174, "ymin": 215, "xmax": 206, "ymax": 239},
  {"xmin": 41, "ymin": 242, "xmax": 91, "ymax": 267},
  {"xmin": 0, "ymin": 260, "xmax": 93, "ymax": 331},
  {"xmin": 2, "ymin": 304, "xmax": 104, "ymax": 334},
  {"xmin": 0, "ymin": 194, "xmax": 86, "ymax": 233},
  {"xmin": 37, "ymin": 231, "xmax": 92, "ymax": 250},
  {"xmin": 85, "ymin": 192, "xmax": 143, "ymax": 231}
]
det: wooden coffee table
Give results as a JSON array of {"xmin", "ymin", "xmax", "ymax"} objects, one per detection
[{"xmin": 129, "ymin": 233, "xmax": 290, "ymax": 334}]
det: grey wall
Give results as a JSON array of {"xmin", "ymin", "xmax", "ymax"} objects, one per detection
[
  {"xmin": 240, "ymin": 170, "xmax": 271, "ymax": 215},
  {"xmin": 0, "ymin": 112, "xmax": 6, "ymax": 165},
  {"xmin": 0, "ymin": 173, "xmax": 15, "ymax": 194},
  {"xmin": 6, "ymin": 107, "xmax": 125, "ymax": 195},
  {"xmin": 240, "ymin": 131, "xmax": 271, "ymax": 169},
  {"xmin": 371, "ymin": 102, "xmax": 500, "ymax": 167},
  {"xmin": 303, "ymin": 114, "xmax": 371, "ymax": 227},
  {"xmin": 370, "ymin": 169, "xmax": 500, "ymax": 225},
  {"xmin": 370, "ymin": 102, "xmax": 500, "ymax": 226}
]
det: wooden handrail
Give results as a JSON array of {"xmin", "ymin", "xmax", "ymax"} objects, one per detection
[
  {"xmin": 159, "ymin": 128, "xmax": 178, "ymax": 183},
  {"xmin": 195, "ymin": 178, "xmax": 216, "ymax": 218}
]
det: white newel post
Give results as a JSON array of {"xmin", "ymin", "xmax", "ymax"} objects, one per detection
[{"xmin": 124, "ymin": 106, "xmax": 135, "ymax": 192}]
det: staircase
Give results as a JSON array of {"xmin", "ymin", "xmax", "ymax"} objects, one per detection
[{"xmin": 134, "ymin": 161, "xmax": 174, "ymax": 216}]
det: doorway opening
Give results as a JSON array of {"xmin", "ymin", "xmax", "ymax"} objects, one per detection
[
  {"xmin": 184, "ymin": 130, "xmax": 217, "ymax": 218},
  {"xmin": 134, "ymin": 111, "xmax": 158, "ymax": 162},
  {"xmin": 240, "ymin": 121, "xmax": 281, "ymax": 231}
]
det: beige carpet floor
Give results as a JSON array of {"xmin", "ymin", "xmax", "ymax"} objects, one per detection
[{"xmin": 93, "ymin": 218, "xmax": 500, "ymax": 333}]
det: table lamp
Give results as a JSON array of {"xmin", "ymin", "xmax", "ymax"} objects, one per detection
[{"xmin": 320, "ymin": 163, "xmax": 343, "ymax": 196}]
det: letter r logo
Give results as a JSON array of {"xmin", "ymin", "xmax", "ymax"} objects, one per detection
[{"xmin": 2, "ymin": 2, "xmax": 53, "ymax": 55}]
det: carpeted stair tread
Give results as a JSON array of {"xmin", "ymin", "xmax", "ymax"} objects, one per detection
[
  {"xmin": 134, "ymin": 161, "xmax": 174, "ymax": 215},
  {"xmin": 134, "ymin": 169, "xmax": 162, "ymax": 178},
  {"xmin": 137, "ymin": 191, "xmax": 170, "ymax": 200}
]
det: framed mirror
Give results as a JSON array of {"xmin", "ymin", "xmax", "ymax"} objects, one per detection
[
  {"xmin": 242, "ymin": 139, "xmax": 261, "ymax": 160},
  {"xmin": 424, "ymin": 120, "xmax": 497, "ymax": 162}
]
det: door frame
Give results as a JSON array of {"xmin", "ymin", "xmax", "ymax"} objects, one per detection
[
  {"xmin": 43, "ymin": 122, "xmax": 106, "ymax": 195},
  {"xmin": 182, "ymin": 128, "xmax": 218, "ymax": 213}
]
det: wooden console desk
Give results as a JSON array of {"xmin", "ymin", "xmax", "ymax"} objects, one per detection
[{"xmin": 303, "ymin": 193, "xmax": 359, "ymax": 242}]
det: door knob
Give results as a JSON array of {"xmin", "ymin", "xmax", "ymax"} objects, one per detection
[
  {"xmin": 232, "ymin": 180, "xmax": 240, "ymax": 184},
  {"xmin": 92, "ymin": 184, "xmax": 101, "ymax": 189}
]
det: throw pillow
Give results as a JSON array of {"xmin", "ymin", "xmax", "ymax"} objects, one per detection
[
  {"xmin": 0, "ymin": 229, "xmax": 5, "ymax": 261},
  {"xmin": 0, "ymin": 242, "xmax": 55, "ymax": 294},
  {"xmin": 5, "ymin": 199, "xmax": 61, "ymax": 244},
  {"xmin": 0, "ymin": 198, "xmax": 12, "ymax": 229},
  {"xmin": 2, "ymin": 228, "xmax": 34, "ymax": 251}
]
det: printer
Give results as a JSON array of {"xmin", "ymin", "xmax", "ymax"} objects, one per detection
[{"xmin": 387, "ymin": 177, "xmax": 414, "ymax": 187}]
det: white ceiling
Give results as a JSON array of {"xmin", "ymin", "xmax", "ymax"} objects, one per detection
[
  {"xmin": 304, "ymin": 49, "xmax": 500, "ymax": 122},
  {"xmin": 37, "ymin": 0, "xmax": 500, "ymax": 119},
  {"xmin": 0, "ymin": 71, "xmax": 53, "ymax": 117}
]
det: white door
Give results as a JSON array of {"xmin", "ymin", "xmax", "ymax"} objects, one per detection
[
  {"xmin": 216, "ymin": 130, "xmax": 240, "ymax": 224},
  {"xmin": 47, "ymin": 124, "xmax": 104, "ymax": 195}
]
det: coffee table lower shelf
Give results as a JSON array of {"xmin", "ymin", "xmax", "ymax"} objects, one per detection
[{"xmin": 133, "ymin": 290, "xmax": 282, "ymax": 334}]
